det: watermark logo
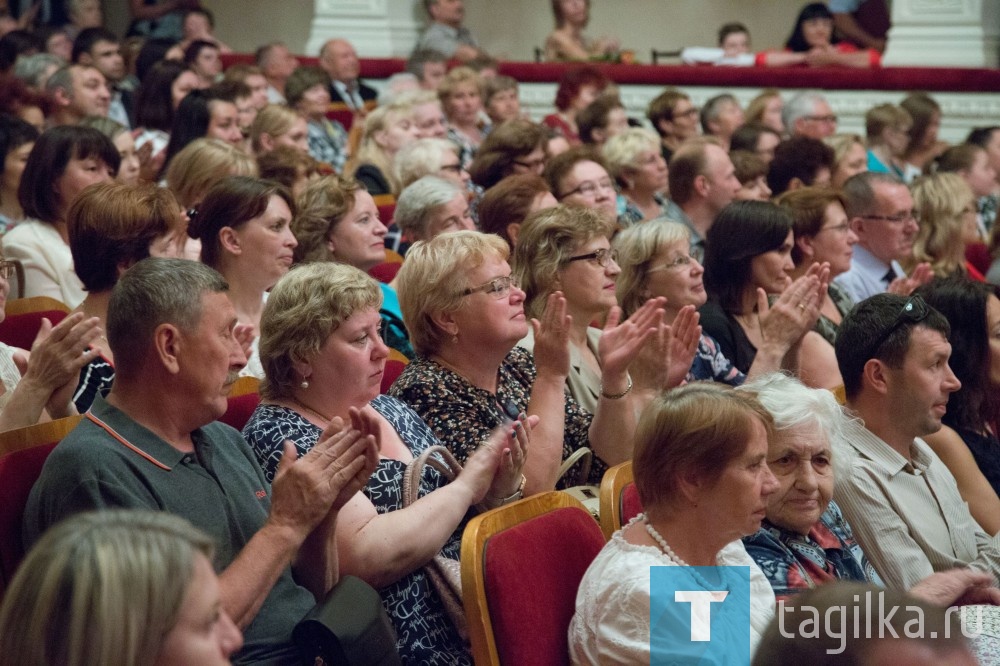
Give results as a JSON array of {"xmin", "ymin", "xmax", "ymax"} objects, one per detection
[{"xmin": 650, "ymin": 566, "xmax": 751, "ymax": 665}]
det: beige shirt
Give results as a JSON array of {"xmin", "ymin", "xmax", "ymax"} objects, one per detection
[
  {"xmin": 518, "ymin": 326, "xmax": 603, "ymax": 414},
  {"xmin": 834, "ymin": 420, "xmax": 1000, "ymax": 589}
]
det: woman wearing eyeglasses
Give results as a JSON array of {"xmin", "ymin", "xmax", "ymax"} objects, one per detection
[
  {"xmin": 615, "ymin": 220, "xmax": 816, "ymax": 387},
  {"xmin": 513, "ymin": 205, "xmax": 688, "ymax": 414},
  {"xmin": 543, "ymin": 146, "xmax": 623, "ymax": 228},
  {"xmin": 468, "ymin": 119, "xmax": 549, "ymax": 191},
  {"xmin": 391, "ymin": 230, "xmax": 662, "ymax": 495},
  {"xmin": 776, "ymin": 187, "xmax": 859, "ymax": 346}
]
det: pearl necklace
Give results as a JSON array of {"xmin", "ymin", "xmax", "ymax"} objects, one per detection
[{"xmin": 642, "ymin": 513, "xmax": 690, "ymax": 566}]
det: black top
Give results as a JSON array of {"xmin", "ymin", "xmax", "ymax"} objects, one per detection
[
  {"xmin": 354, "ymin": 163, "xmax": 392, "ymax": 196},
  {"xmin": 955, "ymin": 426, "xmax": 1000, "ymax": 498},
  {"xmin": 698, "ymin": 298, "xmax": 758, "ymax": 375}
]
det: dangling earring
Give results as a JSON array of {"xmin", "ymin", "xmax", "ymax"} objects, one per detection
[
  {"xmin": 452, "ymin": 333, "xmax": 458, "ymax": 344},
  {"xmin": 300, "ymin": 379, "xmax": 310, "ymax": 389}
]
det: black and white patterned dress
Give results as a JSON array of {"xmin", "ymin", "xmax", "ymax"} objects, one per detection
[{"xmin": 243, "ymin": 394, "xmax": 472, "ymax": 666}]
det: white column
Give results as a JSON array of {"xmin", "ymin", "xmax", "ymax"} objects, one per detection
[
  {"xmin": 882, "ymin": 0, "xmax": 1000, "ymax": 67},
  {"xmin": 305, "ymin": 0, "xmax": 422, "ymax": 57}
]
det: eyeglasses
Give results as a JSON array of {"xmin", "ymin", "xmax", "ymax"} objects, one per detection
[
  {"xmin": 565, "ymin": 247, "xmax": 619, "ymax": 268},
  {"xmin": 804, "ymin": 114, "xmax": 838, "ymax": 124},
  {"xmin": 0, "ymin": 260, "xmax": 14, "ymax": 281},
  {"xmin": 868, "ymin": 295, "xmax": 930, "ymax": 357},
  {"xmin": 862, "ymin": 211, "xmax": 917, "ymax": 224},
  {"xmin": 648, "ymin": 254, "xmax": 695, "ymax": 272},
  {"xmin": 513, "ymin": 157, "xmax": 546, "ymax": 171},
  {"xmin": 672, "ymin": 107, "xmax": 699, "ymax": 119},
  {"xmin": 462, "ymin": 274, "xmax": 520, "ymax": 299},
  {"xmin": 816, "ymin": 223, "xmax": 852, "ymax": 235},
  {"xmin": 557, "ymin": 179, "xmax": 615, "ymax": 200}
]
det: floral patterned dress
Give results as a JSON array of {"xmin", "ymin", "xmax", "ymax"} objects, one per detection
[{"xmin": 243, "ymin": 394, "xmax": 472, "ymax": 665}]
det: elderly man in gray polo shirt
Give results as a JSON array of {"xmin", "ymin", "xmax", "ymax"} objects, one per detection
[
  {"xmin": 416, "ymin": 0, "xmax": 486, "ymax": 63},
  {"xmin": 24, "ymin": 259, "xmax": 379, "ymax": 665},
  {"xmin": 833, "ymin": 292, "xmax": 1000, "ymax": 589}
]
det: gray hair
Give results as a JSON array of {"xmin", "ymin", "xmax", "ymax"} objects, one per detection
[
  {"xmin": 783, "ymin": 91, "xmax": 828, "ymax": 132},
  {"xmin": 108, "ymin": 258, "xmax": 229, "ymax": 374},
  {"xmin": 700, "ymin": 93, "xmax": 738, "ymax": 133},
  {"xmin": 0, "ymin": 510, "xmax": 213, "ymax": 666},
  {"xmin": 841, "ymin": 171, "xmax": 905, "ymax": 218},
  {"xmin": 44, "ymin": 64, "xmax": 75, "ymax": 98},
  {"xmin": 394, "ymin": 137, "xmax": 457, "ymax": 189},
  {"xmin": 394, "ymin": 176, "xmax": 462, "ymax": 239},
  {"xmin": 739, "ymin": 372, "xmax": 856, "ymax": 477},
  {"xmin": 378, "ymin": 72, "xmax": 420, "ymax": 105},
  {"xmin": 14, "ymin": 53, "xmax": 65, "ymax": 89}
]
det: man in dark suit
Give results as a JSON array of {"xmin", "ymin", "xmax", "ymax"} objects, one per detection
[{"xmin": 319, "ymin": 38, "xmax": 376, "ymax": 111}]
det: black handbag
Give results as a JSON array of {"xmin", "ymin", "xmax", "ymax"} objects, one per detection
[{"xmin": 293, "ymin": 575, "xmax": 402, "ymax": 665}]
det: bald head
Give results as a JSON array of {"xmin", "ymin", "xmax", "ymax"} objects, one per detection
[{"xmin": 319, "ymin": 38, "xmax": 360, "ymax": 84}]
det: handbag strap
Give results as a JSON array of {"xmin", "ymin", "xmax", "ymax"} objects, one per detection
[
  {"xmin": 402, "ymin": 445, "xmax": 464, "ymax": 507},
  {"xmin": 557, "ymin": 447, "xmax": 593, "ymax": 486}
]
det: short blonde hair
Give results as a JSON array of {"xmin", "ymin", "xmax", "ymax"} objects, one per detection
[
  {"xmin": 634, "ymin": 382, "xmax": 774, "ymax": 512},
  {"xmin": 437, "ymin": 66, "xmax": 482, "ymax": 106},
  {"xmin": 259, "ymin": 263, "xmax": 382, "ymax": 399},
  {"xmin": 251, "ymin": 104, "xmax": 301, "ymax": 154},
  {"xmin": 397, "ymin": 230, "xmax": 509, "ymax": 357},
  {"xmin": 825, "ymin": 133, "xmax": 865, "ymax": 167},
  {"xmin": 512, "ymin": 205, "xmax": 614, "ymax": 319},
  {"xmin": 613, "ymin": 220, "xmax": 691, "ymax": 318},
  {"xmin": 166, "ymin": 138, "xmax": 258, "ymax": 209},
  {"xmin": 293, "ymin": 174, "xmax": 363, "ymax": 264},
  {"xmin": 909, "ymin": 172, "xmax": 974, "ymax": 277},
  {"xmin": 865, "ymin": 103, "xmax": 912, "ymax": 142},
  {"xmin": 602, "ymin": 127, "xmax": 660, "ymax": 185},
  {"xmin": 0, "ymin": 510, "xmax": 213, "ymax": 666}
]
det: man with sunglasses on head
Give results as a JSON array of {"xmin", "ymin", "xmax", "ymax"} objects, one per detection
[
  {"xmin": 833, "ymin": 172, "xmax": 931, "ymax": 303},
  {"xmin": 833, "ymin": 292, "xmax": 1000, "ymax": 589}
]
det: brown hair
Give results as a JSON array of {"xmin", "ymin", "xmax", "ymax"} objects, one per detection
[
  {"xmin": 293, "ymin": 174, "xmax": 363, "ymax": 264},
  {"xmin": 478, "ymin": 174, "xmax": 551, "ymax": 250},
  {"xmin": 775, "ymin": 186, "xmax": 848, "ymax": 264},
  {"xmin": 634, "ymin": 382, "xmax": 774, "ymax": 511}
]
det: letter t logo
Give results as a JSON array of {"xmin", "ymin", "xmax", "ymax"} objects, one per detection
[{"xmin": 674, "ymin": 590, "xmax": 729, "ymax": 641}]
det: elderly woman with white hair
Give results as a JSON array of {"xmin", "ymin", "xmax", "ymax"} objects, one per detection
[
  {"xmin": 742, "ymin": 372, "xmax": 1000, "ymax": 607},
  {"xmin": 394, "ymin": 137, "xmax": 470, "ymax": 191},
  {"xmin": 603, "ymin": 127, "xmax": 670, "ymax": 225},
  {"xmin": 394, "ymin": 176, "xmax": 475, "ymax": 246}
]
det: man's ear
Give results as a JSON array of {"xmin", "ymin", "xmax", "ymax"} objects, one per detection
[
  {"xmin": 153, "ymin": 323, "xmax": 183, "ymax": 375},
  {"xmin": 862, "ymin": 358, "xmax": 891, "ymax": 396}
]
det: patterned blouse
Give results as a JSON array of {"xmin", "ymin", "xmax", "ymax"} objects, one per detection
[
  {"xmin": 389, "ymin": 347, "xmax": 606, "ymax": 487},
  {"xmin": 742, "ymin": 501, "xmax": 882, "ymax": 601},
  {"xmin": 242, "ymin": 395, "xmax": 472, "ymax": 666},
  {"xmin": 687, "ymin": 333, "xmax": 745, "ymax": 386},
  {"xmin": 813, "ymin": 282, "xmax": 855, "ymax": 347},
  {"xmin": 306, "ymin": 117, "xmax": 348, "ymax": 174}
]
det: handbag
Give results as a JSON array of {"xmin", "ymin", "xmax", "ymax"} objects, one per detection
[
  {"xmin": 401, "ymin": 445, "xmax": 471, "ymax": 643},
  {"xmin": 293, "ymin": 575, "xmax": 402, "ymax": 666},
  {"xmin": 558, "ymin": 447, "xmax": 601, "ymax": 520}
]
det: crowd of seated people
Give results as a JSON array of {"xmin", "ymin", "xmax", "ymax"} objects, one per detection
[{"xmin": 2, "ymin": 0, "xmax": 1000, "ymax": 663}]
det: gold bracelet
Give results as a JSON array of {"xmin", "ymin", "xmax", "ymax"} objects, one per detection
[{"xmin": 600, "ymin": 376, "xmax": 633, "ymax": 400}]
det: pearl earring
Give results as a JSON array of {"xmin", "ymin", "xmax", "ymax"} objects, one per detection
[{"xmin": 300, "ymin": 380, "xmax": 309, "ymax": 389}]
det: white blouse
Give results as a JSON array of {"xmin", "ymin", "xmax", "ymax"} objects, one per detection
[{"xmin": 568, "ymin": 519, "xmax": 776, "ymax": 664}]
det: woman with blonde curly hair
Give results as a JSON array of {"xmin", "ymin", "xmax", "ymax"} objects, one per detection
[
  {"xmin": 438, "ymin": 66, "xmax": 488, "ymax": 168},
  {"xmin": 0, "ymin": 509, "xmax": 242, "ymax": 666},
  {"xmin": 345, "ymin": 101, "xmax": 420, "ymax": 196},
  {"xmin": 249, "ymin": 103, "xmax": 308, "ymax": 157},
  {"xmin": 602, "ymin": 127, "xmax": 669, "ymax": 224},
  {"xmin": 907, "ymin": 172, "xmax": 983, "ymax": 279}
]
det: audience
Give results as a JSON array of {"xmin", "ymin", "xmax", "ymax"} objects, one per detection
[
  {"xmin": 439, "ymin": 66, "xmax": 487, "ymax": 168},
  {"xmin": 543, "ymin": 145, "xmax": 618, "ymax": 227},
  {"xmin": 865, "ymin": 103, "xmax": 912, "ymax": 179},
  {"xmin": 784, "ymin": 90, "xmax": 838, "ymax": 140},
  {"xmin": 767, "ymin": 136, "xmax": 834, "ymax": 196},
  {"xmin": 477, "ymin": 173, "xmax": 556, "ymax": 249},
  {"xmin": 394, "ymin": 175, "xmax": 474, "ymax": 244},
  {"xmin": 79, "ymin": 115, "xmax": 139, "ymax": 184},
  {"xmin": 908, "ymin": 173, "xmax": 982, "ymax": 279},
  {"xmin": 544, "ymin": 0, "xmax": 619, "ymax": 62},
  {"xmin": 758, "ymin": 2, "xmax": 880, "ymax": 68},
  {"xmin": 826, "ymin": 132, "xmax": 869, "ymax": 188},
  {"xmin": 405, "ymin": 48, "xmax": 448, "ymax": 91},
  {"xmin": 45, "ymin": 63, "xmax": 110, "ymax": 126},
  {"xmin": 730, "ymin": 150, "xmax": 772, "ymax": 201},
  {"xmin": 183, "ymin": 39, "xmax": 221, "ymax": 88},
  {"xmin": 646, "ymin": 88, "xmax": 699, "ymax": 162},
  {"xmin": 700, "ymin": 93, "xmax": 744, "ymax": 152},
  {"xmin": 0, "ymin": 113, "xmax": 38, "ymax": 234},
  {"xmin": 576, "ymin": 94, "xmax": 628, "ymax": 147},
  {"xmin": 416, "ymin": 0, "xmax": 485, "ymax": 63},
  {"xmin": 482, "ymin": 75, "xmax": 521, "ymax": 125},
  {"xmin": 256, "ymin": 41, "xmax": 299, "ymax": 104},
  {"xmin": 745, "ymin": 88, "xmax": 784, "ymax": 134},
  {"xmin": 468, "ymin": 118, "xmax": 547, "ymax": 189},
  {"xmin": 901, "ymin": 92, "xmax": 947, "ymax": 177},
  {"xmin": 71, "ymin": 27, "xmax": 129, "ymax": 128},
  {"xmin": 395, "ymin": 136, "xmax": 469, "ymax": 190},
  {"xmin": 603, "ymin": 127, "xmax": 669, "ymax": 223},
  {"xmin": 285, "ymin": 65, "xmax": 347, "ymax": 172},
  {"xmin": 345, "ymin": 101, "xmax": 419, "ymax": 196},
  {"xmin": 730, "ymin": 122, "xmax": 781, "ymax": 166},
  {"xmin": 318, "ymin": 38, "xmax": 375, "ymax": 111},
  {"xmin": 542, "ymin": 65, "xmax": 610, "ymax": 146}
]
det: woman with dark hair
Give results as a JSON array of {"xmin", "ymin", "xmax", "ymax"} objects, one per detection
[
  {"xmin": 758, "ymin": 2, "xmax": 880, "ymax": 68},
  {"xmin": 161, "ymin": 87, "xmax": 242, "ymax": 176},
  {"xmin": 544, "ymin": 0, "xmax": 619, "ymax": 62},
  {"xmin": 917, "ymin": 277, "xmax": 1000, "ymax": 534},
  {"xmin": 699, "ymin": 200, "xmax": 829, "ymax": 379},
  {"xmin": 188, "ymin": 175, "xmax": 297, "ymax": 378},
  {"xmin": 901, "ymin": 92, "xmax": 948, "ymax": 177},
  {"xmin": 183, "ymin": 39, "xmax": 221, "ymax": 87},
  {"xmin": 0, "ymin": 114, "xmax": 39, "ymax": 235},
  {"xmin": 5, "ymin": 125, "xmax": 119, "ymax": 306},
  {"xmin": 468, "ymin": 119, "xmax": 548, "ymax": 190},
  {"xmin": 541, "ymin": 65, "xmax": 610, "ymax": 146},
  {"xmin": 134, "ymin": 60, "xmax": 204, "ymax": 179}
]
